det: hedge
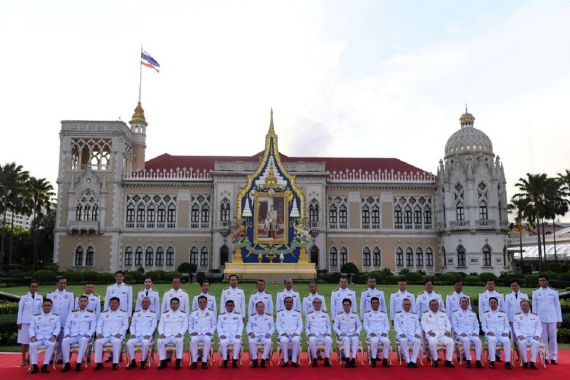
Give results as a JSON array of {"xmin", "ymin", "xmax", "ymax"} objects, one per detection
[
  {"xmin": 0, "ymin": 314, "xmax": 18, "ymax": 345},
  {"xmin": 0, "ymin": 301, "xmax": 18, "ymax": 315},
  {"xmin": 31, "ymin": 269, "xmax": 57, "ymax": 284}
]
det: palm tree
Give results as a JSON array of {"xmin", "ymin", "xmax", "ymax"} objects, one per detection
[
  {"xmin": 25, "ymin": 177, "xmax": 55, "ymax": 271},
  {"xmin": 508, "ymin": 198, "xmax": 532, "ymax": 273}
]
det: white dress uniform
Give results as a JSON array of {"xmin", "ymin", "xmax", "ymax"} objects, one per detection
[
  {"xmin": 451, "ymin": 308, "xmax": 482, "ymax": 361},
  {"xmin": 220, "ymin": 287, "xmax": 246, "ymax": 318},
  {"xmin": 505, "ymin": 291, "xmax": 529, "ymax": 340},
  {"xmin": 420, "ymin": 310, "xmax": 454, "ymax": 361},
  {"xmin": 394, "ymin": 311, "xmax": 422, "ymax": 364},
  {"xmin": 126, "ymin": 309, "xmax": 157, "ymax": 361},
  {"xmin": 135, "ymin": 288, "xmax": 160, "ymax": 315},
  {"xmin": 94, "ymin": 309, "xmax": 129, "ymax": 363},
  {"xmin": 532, "ymin": 286, "xmax": 562, "ymax": 361},
  {"xmin": 389, "ymin": 290, "xmax": 415, "ymax": 321},
  {"xmin": 191, "ymin": 292, "xmax": 217, "ymax": 315},
  {"xmin": 305, "ymin": 310, "xmax": 333, "ymax": 358},
  {"xmin": 478, "ymin": 290, "xmax": 505, "ymax": 317},
  {"xmin": 188, "ymin": 308, "xmax": 217, "ymax": 362},
  {"xmin": 217, "ymin": 311, "xmax": 244, "ymax": 360},
  {"xmin": 248, "ymin": 291, "xmax": 274, "ymax": 316},
  {"xmin": 480, "ymin": 309, "xmax": 511, "ymax": 362},
  {"xmin": 333, "ymin": 311, "xmax": 362, "ymax": 358},
  {"xmin": 445, "ymin": 292, "xmax": 471, "ymax": 321},
  {"xmin": 330, "ymin": 287, "xmax": 357, "ymax": 321},
  {"xmin": 276, "ymin": 289, "xmax": 301, "ymax": 313},
  {"xmin": 46, "ymin": 289, "xmax": 74, "ymax": 359},
  {"xmin": 104, "ymin": 283, "xmax": 133, "ymax": 316},
  {"xmin": 246, "ymin": 313, "xmax": 275, "ymax": 360},
  {"xmin": 360, "ymin": 287, "xmax": 387, "ymax": 319},
  {"xmin": 415, "ymin": 291, "xmax": 444, "ymax": 319},
  {"xmin": 157, "ymin": 309, "xmax": 188, "ymax": 360},
  {"xmin": 513, "ymin": 311, "xmax": 542, "ymax": 363},
  {"xmin": 17, "ymin": 292, "xmax": 43, "ymax": 344},
  {"xmin": 302, "ymin": 293, "xmax": 327, "ymax": 315},
  {"xmin": 363, "ymin": 309, "xmax": 391, "ymax": 359},
  {"xmin": 276, "ymin": 309, "xmax": 303, "ymax": 363},
  {"xmin": 74, "ymin": 293, "xmax": 101, "ymax": 317},
  {"xmin": 29, "ymin": 312, "xmax": 61, "ymax": 366},
  {"xmin": 162, "ymin": 288, "xmax": 190, "ymax": 313},
  {"xmin": 62, "ymin": 308, "xmax": 96, "ymax": 364}
]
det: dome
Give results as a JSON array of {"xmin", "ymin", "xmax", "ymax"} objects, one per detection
[{"xmin": 444, "ymin": 110, "xmax": 493, "ymax": 158}]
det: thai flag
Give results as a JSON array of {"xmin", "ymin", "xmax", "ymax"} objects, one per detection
[{"xmin": 141, "ymin": 50, "xmax": 160, "ymax": 72}]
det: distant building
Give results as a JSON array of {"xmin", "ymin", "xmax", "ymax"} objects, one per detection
[{"xmin": 1, "ymin": 211, "xmax": 33, "ymax": 229}]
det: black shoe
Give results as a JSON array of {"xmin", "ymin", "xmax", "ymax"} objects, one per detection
[
  {"xmin": 506, "ymin": 362, "xmax": 513, "ymax": 370},
  {"xmin": 282, "ymin": 361, "xmax": 288, "ymax": 367},
  {"xmin": 432, "ymin": 360, "xmax": 439, "ymax": 368},
  {"xmin": 370, "ymin": 358, "xmax": 376, "ymax": 367},
  {"xmin": 222, "ymin": 359, "xmax": 228, "ymax": 368},
  {"xmin": 202, "ymin": 362, "xmax": 208, "ymax": 369},
  {"xmin": 476, "ymin": 360, "xmax": 483, "ymax": 369},
  {"xmin": 232, "ymin": 359, "xmax": 238, "ymax": 368},
  {"xmin": 324, "ymin": 358, "xmax": 332, "ymax": 367},
  {"xmin": 311, "ymin": 358, "xmax": 317, "ymax": 367},
  {"xmin": 94, "ymin": 363, "xmax": 103, "ymax": 371},
  {"xmin": 530, "ymin": 362, "xmax": 537, "ymax": 370},
  {"xmin": 251, "ymin": 359, "xmax": 258, "ymax": 368},
  {"xmin": 105, "ymin": 356, "xmax": 113, "ymax": 363},
  {"xmin": 62, "ymin": 363, "xmax": 71, "ymax": 372},
  {"xmin": 489, "ymin": 361, "xmax": 495, "ymax": 369},
  {"xmin": 127, "ymin": 360, "xmax": 137, "ymax": 369},
  {"xmin": 406, "ymin": 362, "xmax": 413, "ymax": 368},
  {"xmin": 445, "ymin": 360, "xmax": 455, "ymax": 368},
  {"xmin": 41, "ymin": 364, "xmax": 49, "ymax": 373},
  {"xmin": 140, "ymin": 360, "xmax": 147, "ymax": 369},
  {"xmin": 260, "ymin": 359, "xmax": 266, "ymax": 368},
  {"xmin": 496, "ymin": 355, "xmax": 502, "ymax": 363},
  {"xmin": 544, "ymin": 359, "xmax": 549, "ymax": 364},
  {"xmin": 550, "ymin": 360, "xmax": 557, "ymax": 365},
  {"xmin": 465, "ymin": 360, "xmax": 471, "ymax": 368},
  {"xmin": 351, "ymin": 359, "xmax": 356, "ymax": 368},
  {"xmin": 523, "ymin": 362, "xmax": 529, "ymax": 369},
  {"xmin": 345, "ymin": 358, "xmax": 350, "ymax": 367},
  {"xmin": 30, "ymin": 364, "xmax": 39, "ymax": 374},
  {"xmin": 112, "ymin": 363, "xmax": 118, "ymax": 371},
  {"xmin": 57, "ymin": 359, "xmax": 64, "ymax": 365},
  {"xmin": 175, "ymin": 359, "xmax": 181, "ymax": 369},
  {"xmin": 190, "ymin": 362, "xmax": 198, "ymax": 369},
  {"xmin": 157, "ymin": 360, "xmax": 167, "ymax": 369},
  {"xmin": 292, "ymin": 361, "xmax": 299, "ymax": 368},
  {"xmin": 382, "ymin": 358, "xmax": 390, "ymax": 368},
  {"xmin": 75, "ymin": 363, "xmax": 82, "ymax": 372}
]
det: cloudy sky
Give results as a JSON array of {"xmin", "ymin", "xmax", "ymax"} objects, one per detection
[{"xmin": 1, "ymin": 0, "xmax": 569, "ymax": 219}]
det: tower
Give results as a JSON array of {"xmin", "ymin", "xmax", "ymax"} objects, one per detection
[{"xmin": 130, "ymin": 102, "xmax": 148, "ymax": 171}]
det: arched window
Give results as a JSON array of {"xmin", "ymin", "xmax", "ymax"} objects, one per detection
[
  {"xmin": 310, "ymin": 246, "xmax": 319, "ymax": 265},
  {"xmin": 220, "ymin": 198, "xmax": 231, "ymax": 225},
  {"xmin": 483, "ymin": 245, "xmax": 492, "ymax": 267},
  {"xmin": 200, "ymin": 247, "xmax": 209, "ymax": 268},
  {"xmin": 362, "ymin": 205, "xmax": 370, "ymax": 228},
  {"xmin": 339, "ymin": 205, "xmax": 348, "ymax": 228},
  {"xmin": 424, "ymin": 205, "xmax": 432, "ymax": 226},
  {"xmin": 136, "ymin": 203, "xmax": 145, "ymax": 228},
  {"xmin": 134, "ymin": 246, "xmax": 143, "ymax": 267},
  {"xmin": 201, "ymin": 205, "xmax": 210, "ymax": 228},
  {"xmin": 166, "ymin": 246, "xmax": 175, "ymax": 267},
  {"xmin": 394, "ymin": 205, "xmax": 402, "ymax": 229},
  {"xmin": 126, "ymin": 204, "xmax": 135, "ymax": 227},
  {"xmin": 406, "ymin": 247, "xmax": 414, "ymax": 267},
  {"xmin": 329, "ymin": 247, "xmax": 338, "ymax": 268},
  {"xmin": 371, "ymin": 205, "xmax": 380, "ymax": 229},
  {"xmin": 329, "ymin": 204, "xmax": 338, "ymax": 226},
  {"xmin": 340, "ymin": 247, "xmax": 348, "ymax": 266},
  {"xmin": 91, "ymin": 205, "xmax": 98, "ymax": 221},
  {"xmin": 457, "ymin": 245, "xmax": 466, "ymax": 267},
  {"xmin": 220, "ymin": 245, "xmax": 229, "ymax": 266},
  {"xmin": 479, "ymin": 200, "xmax": 488, "ymax": 220},
  {"xmin": 396, "ymin": 247, "xmax": 404, "ymax": 267},
  {"xmin": 413, "ymin": 205, "xmax": 422, "ymax": 227},
  {"xmin": 416, "ymin": 247, "xmax": 423, "ymax": 267},
  {"xmin": 74, "ymin": 246, "xmax": 83, "ymax": 266},
  {"xmin": 157, "ymin": 204, "xmax": 166, "ymax": 228},
  {"xmin": 75, "ymin": 204, "xmax": 82, "ymax": 222},
  {"xmin": 456, "ymin": 200, "xmax": 465, "ymax": 221},
  {"xmin": 190, "ymin": 246, "xmax": 198, "ymax": 266},
  {"xmin": 167, "ymin": 204, "xmax": 176, "ymax": 228},
  {"xmin": 191, "ymin": 204, "xmax": 200, "ymax": 228},
  {"xmin": 309, "ymin": 200, "xmax": 319, "ymax": 227},
  {"xmin": 363, "ymin": 247, "xmax": 371, "ymax": 267},
  {"xmin": 373, "ymin": 247, "xmax": 381, "ymax": 267},
  {"xmin": 76, "ymin": 189, "xmax": 99, "ymax": 222},
  {"xmin": 155, "ymin": 246, "xmax": 164, "ymax": 267},
  {"xmin": 85, "ymin": 246, "xmax": 94, "ymax": 266},
  {"xmin": 404, "ymin": 206, "xmax": 412, "ymax": 227},
  {"xmin": 147, "ymin": 204, "xmax": 155, "ymax": 228},
  {"xmin": 145, "ymin": 246, "xmax": 154, "ymax": 266},
  {"xmin": 124, "ymin": 247, "xmax": 133, "ymax": 267},
  {"xmin": 426, "ymin": 247, "xmax": 433, "ymax": 267}
]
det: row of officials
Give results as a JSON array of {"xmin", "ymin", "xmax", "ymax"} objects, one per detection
[{"xmin": 17, "ymin": 272, "xmax": 562, "ymax": 373}]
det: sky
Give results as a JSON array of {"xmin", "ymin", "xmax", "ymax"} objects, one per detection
[{"xmin": 0, "ymin": 0, "xmax": 569, "ymax": 220}]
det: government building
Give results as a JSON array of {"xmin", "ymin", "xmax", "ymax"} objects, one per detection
[{"xmin": 53, "ymin": 102, "xmax": 510, "ymax": 276}]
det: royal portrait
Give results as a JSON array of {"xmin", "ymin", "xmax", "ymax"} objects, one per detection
[{"xmin": 254, "ymin": 193, "xmax": 288, "ymax": 245}]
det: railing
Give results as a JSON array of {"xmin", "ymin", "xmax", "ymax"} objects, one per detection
[
  {"xmin": 67, "ymin": 221, "xmax": 100, "ymax": 234},
  {"xmin": 476, "ymin": 219, "xmax": 495, "ymax": 227},
  {"xmin": 450, "ymin": 220, "xmax": 469, "ymax": 228}
]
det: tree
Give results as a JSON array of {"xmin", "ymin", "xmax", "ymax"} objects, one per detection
[
  {"xmin": 25, "ymin": 177, "xmax": 55, "ymax": 271},
  {"xmin": 508, "ymin": 198, "xmax": 532, "ymax": 273}
]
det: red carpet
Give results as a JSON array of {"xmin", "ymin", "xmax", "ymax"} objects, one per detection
[{"xmin": 1, "ymin": 350, "xmax": 568, "ymax": 380}]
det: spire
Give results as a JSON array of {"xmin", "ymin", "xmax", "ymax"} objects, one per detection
[
  {"xmin": 130, "ymin": 102, "xmax": 148, "ymax": 126},
  {"xmin": 459, "ymin": 106, "xmax": 475, "ymax": 128},
  {"xmin": 269, "ymin": 108, "xmax": 274, "ymax": 133}
]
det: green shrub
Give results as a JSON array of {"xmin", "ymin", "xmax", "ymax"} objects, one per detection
[
  {"xmin": 0, "ymin": 314, "xmax": 18, "ymax": 346},
  {"xmin": 558, "ymin": 328, "xmax": 570, "ymax": 343},
  {"xmin": 177, "ymin": 262, "xmax": 197, "ymax": 273},
  {"xmin": 32, "ymin": 269, "xmax": 57, "ymax": 284},
  {"xmin": 341, "ymin": 262, "xmax": 360, "ymax": 275},
  {"xmin": 523, "ymin": 274, "xmax": 539, "ymax": 288},
  {"xmin": 145, "ymin": 271, "xmax": 164, "ymax": 282},
  {"xmin": 95, "ymin": 272, "xmax": 114, "ymax": 284},
  {"xmin": 404, "ymin": 272, "xmax": 424, "ymax": 283},
  {"xmin": 479, "ymin": 272, "xmax": 497, "ymax": 284},
  {"xmin": 163, "ymin": 271, "xmax": 181, "ymax": 282},
  {"xmin": 353, "ymin": 272, "xmax": 369, "ymax": 284},
  {"xmin": 82, "ymin": 271, "xmax": 98, "ymax": 282},
  {"xmin": 125, "ymin": 270, "xmax": 144, "ymax": 284},
  {"xmin": 384, "ymin": 275, "xmax": 401, "ymax": 284},
  {"xmin": 464, "ymin": 275, "xmax": 480, "ymax": 285},
  {"xmin": 560, "ymin": 300, "xmax": 570, "ymax": 314},
  {"xmin": 0, "ymin": 301, "xmax": 19, "ymax": 315},
  {"xmin": 438, "ymin": 272, "xmax": 463, "ymax": 284},
  {"xmin": 64, "ymin": 271, "xmax": 83, "ymax": 284},
  {"xmin": 196, "ymin": 272, "xmax": 206, "ymax": 284}
]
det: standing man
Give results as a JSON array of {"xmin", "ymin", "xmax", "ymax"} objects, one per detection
[
  {"xmin": 276, "ymin": 278, "xmax": 301, "ymax": 313},
  {"xmin": 28, "ymin": 299, "xmax": 60, "ymax": 374},
  {"xmin": 514, "ymin": 299, "xmax": 542, "ymax": 369},
  {"xmin": 135, "ymin": 277, "xmax": 160, "ymax": 315},
  {"xmin": 61, "ymin": 295, "xmax": 96, "ymax": 372},
  {"xmin": 302, "ymin": 281, "xmax": 327, "ymax": 315},
  {"xmin": 389, "ymin": 279, "xmax": 415, "ymax": 324},
  {"xmin": 189, "ymin": 295, "xmax": 216, "ymax": 369},
  {"xmin": 360, "ymin": 275, "xmax": 386, "ymax": 319},
  {"xmin": 362, "ymin": 297, "xmax": 391, "ymax": 367},
  {"xmin": 331, "ymin": 276, "xmax": 356, "ymax": 322},
  {"xmin": 248, "ymin": 279, "xmax": 273, "ymax": 316},
  {"xmin": 276, "ymin": 297, "xmax": 303, "ymax": 367},
  {"xmin": 46, "ymin": 276, "xmax": 74, "ymax": 362},
  {"xmin": 305, "ymin": 297, "xmax": 333, "ymax": 367},
  {"xmin": 505, "ymin": 279, "xmax": 529, "ymax": 341},
  {"xmin": 126, "ymin": 297, "xmax": 157, "ymax": 369},
  {"xmin": 246, "ymin": 301, "xmax": 274, "ymax": 368},
  {"xmin": 75, "ymin": 282, "xmax": 101, "ymax": 317},
  {"xmin": 451, "ymin": 297, "xmax": 483, "ymax": 368},
  {"xmin": 421, "ymin": 299, "xmax": 455, "ymax": 368},
  {"xmin": 221, "ymin": 274, "xmax": 246, "ymax": 318},
  {"xmin": 394, "ymin": 298, "xmax": 422, "ymax": 368},
  {"xmin": 192, "ymin": 280, "xmax": 217, "ymax": 315},
  {"xmin": 333, "ymin": 298, "xmax": 361, "ymax": 368},
  {"xmin": 478, "ymin": 279, "xmax": 504, "ymax": 316},
  {"xmin": 104, "ymin": 271, "xmax": 133, "ymax": 316},
  {"xmin": 416, "ymin": 279, "xmax": 444, "ymax": 319},
  {"xmin": 217, "ymin": 300, "xmax": 243, "ymax": 368},
  {"xmin": 93, "ymin": 297, "xmax": 129, "ymax": 371},
  {"xmin": 157, "ymin": 298, "xmax": 187, "ymax": 370},
  {"xmin": 532, "ymin": 274, "xmax": 562, "ymax": 364},
  {"xmin": 480, "ymin": 297, "xmax": 512, "ymax": 369},
  {"xmin": 162, "ymin": 277, "xmax": 190, "ymax": 313},
  {"xmin": 445, "ymin": 280, "xmax": 471, "ymax": 321},
  {"xmin": 17, "ymin": 279, "xmax": 43, "ymax": 366}
]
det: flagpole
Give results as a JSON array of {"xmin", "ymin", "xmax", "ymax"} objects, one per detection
[{"xmin": 138, "ymin": 43, "xmax": 143, "ymax": 103}]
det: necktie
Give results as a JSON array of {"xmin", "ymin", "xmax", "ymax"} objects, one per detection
[
  {"xmin": 32, "ymin": 294, "xmax": 35, "ymax": 299},
  {"xmin": 146, "ymin": 290, "xmax": 148, "ymax": 297},
  {"xmin": 515, "ymin": 292, "xmax": 518, "ymax": 299}
]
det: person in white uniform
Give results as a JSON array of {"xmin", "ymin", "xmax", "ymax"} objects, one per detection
[
  {"xmin": 505, "ymin": 279, "xmax": 529, "ymax": 341},
  {"xmin": 305, "ymin": 297, "xmax": 332, "ymax": 367},
  {"xmin": 162, "ymin": 277, "xmax": 190, "ymax": 313},
  {"xmin": 394, "ymin": 298, "xmax": 422, "ymax": 368},
  {"xmin": 276, "ymin": 296, "xmax": 303, "ymax": 367},
  {"xmin": 331, "ymin": 276, "xmax": 356, "ymax": 322},
  {"xmin": 220, "ymin": 274, "xmax": 246, "ymax": 319},
  {"xmin": 248, "ymin": 279, "xmax": 273, "ymax": 316},
  {"xmin": 421, "ymin": 299, "xmax": 455, "ymax": 368},
  {"xmin": 191, "ymin": 280, "xmax": 217, "ymax": 314},
  {"xmin": 126, "ymin": 297, "xmax": 157, "ymax": 369},
  {"xmin": 74, "ymin": 282, "xmax": 101, "ymax": 317},
  {"xmin": 514, "ymin": 299, "xmax": 542, "ymax": 369},
  {"xmin": 276, "ymin": 278, "xmax": 301, "ymax": 313},
  {"xmin": 46, "ymin": 277, "xmax": 74, "ymax": 362},
  {"xmin": 416, "ymin": 280, "xmax": 444, "ymax": 319},
  {"xmin": 61, "ymin": 295, "xmax": 96, "ymax": 372},
  {"xmin": 157, "ymin": 297, "xmax": 187, "ymax": 370},
  {"xmin": 93, "ymin": 297, "xmax": 129, "ymax": 371},
  {"xmin": 445, "ymin": 280, "xmax": 471, "ymax": 321},
  {"xmin": 246, "ymin": 301, "xmax": 274, "ymax": 368},
  {"xmin": 532, "ymin": 274, "xmax": 562, "ymax": 364},
  {"xmin": 480, "ymin": 297, "xmax": 512, "ymax": 369},
  {"xmin": 390, "ymin": 279, "xmax": 415, "ymax": 324},
  {"xmin": 217, "ymin": 300, "xmax": 243, "ymax": 368},
  {"xmin": 29, "ymin": 299, "xmax": 60, "ymax": 374},
  {"xmin": 104, "ymin": 271, "xmax": 133, "ymax": 316},
  {"xmin": 478, "ymin": 279, "xmax": 505, "ymax": 317},
  {"xmin": 451, "ymin": 296, "xmax": 483, "ymax": 368},
  {"xmin": 17, "ymin": 280, "xmax": 43, "ymax": 366},
  {"xmin": 363, "ymin": 296, "xmax": 391, "ymax": 367},
  {"xmin": 135, "ymin": 278, "xmax": 160, "ymax": 316},
  {"xmin": 333, "ymin": 298, "xmax": 362, "ymax": 368},
  {"xmin": 302, "ymin": 281, "xmax": 327, "ymax": 315},
  {"xmin": 189, "ymin": 295, "xmax": 216, "ymax": 369},
  {"xmin": 360, "ymin": 275, "xmax": 386, "ymax": 319}
]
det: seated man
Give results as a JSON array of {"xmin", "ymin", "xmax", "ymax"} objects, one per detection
[
  {"xmin": 481, "ymin": 297, "xmax": 512, "ymax": 369},
  {"xmin": 94, "ymin": 297, "xmax": 129, "ymax": 371},
  {"xmin": 189, "ymin": 295, "xmax": 216, "ymax": 369},
  {"xmin": 217, "ymin": 300, "xmax": 243, "ymax": 368},
  {"xmin": 246, "ymin": 301, "xmax": 274, "ymax": 368},
  {"xmin": 276, "ymin": 296, "xmax": 303, "ymax": 367},
  {"xmin": 363, "ymin": 296, "xmax": 391, "ymax": 368},
  {"xmin": 305, "ymin": 297, "xmax": 333, "ymax": 367},
  {"xmin": 513, "ymin": 299, "xmax": 542, "ymax": 369},
  {"xmin": 126, "ymin": 297, "xmax": 157, "ymax": 369},
  {"xmin": 29, "ymin": 299, "xmax": 60, "ymax": 374},
  {"xmin": 421, "ymin": 299, "xmax": 455, "ymax": 368},
  {"xmin": 333, "ymin": 298, "xmax": 362, "ymax": 368},
  {"xmin": 157, "ymin": 297, "xmax": 187, "ymax": 369},
  {"xmin": 62, "ymin": 295, "xmax": 96, "ymax": 372},
  {"xmin": 394, "ymin": 298, "xmax": 422, "ymax": 368},
  {"xmin": 451, "ymin": 296, "xmax": 483, "ymax": 368}
]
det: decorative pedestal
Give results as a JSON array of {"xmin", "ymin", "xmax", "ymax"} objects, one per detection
[{"xmin": 223, "ymin": 262, "xmax": 316, "ymax": 282}]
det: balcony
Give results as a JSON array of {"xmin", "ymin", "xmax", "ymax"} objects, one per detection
[
  {"xmin": 449, "ymin": 220, "xmax": 469, "ymax": 229},
  {"xmin": 67, "ymin": 221, "xmax": 100, "ymax": 235},
  {"xmin": 476, "ymin": 219, "xmax": 496, "ymax": 227}
]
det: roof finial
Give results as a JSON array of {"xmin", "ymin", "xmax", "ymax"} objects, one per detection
[
  {"xmin": 459, "ymin": 105, "xmax": 475, "ymax": 128},
  {"xmin": 269, "ymin": 108, "xmax": 274, "ymax": 132},
  {"xmin": 465, "ymin": 103, "xmax": 468, "ymax": 113}
]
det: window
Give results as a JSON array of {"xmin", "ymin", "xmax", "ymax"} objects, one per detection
[
  {"xmin": 309, "ymin": 200, "xmax": 319, "ymax": 227},
  {"xmin": 424, "ymin": 205, "xmax": 432, "ymax": 226},
  {"xmin": 190, "ymin": 246, "xmax": 198, "ymax": 266},
  {"xmin": 483, "ymin": 245, "xmax": 492, "ymax": 267},
  {"xmin": 396, "ymin": 247, "xmax": 404, "ymax": 267},
  {"xmin": 155, "ymin": 246, "xmax": 164, "ymax": 266},
  {"xmin": 166, "ymin": 247, "xmax": 175, "ymax": 267},
  {"xmin": 413, "ymin": 205, "xmax": 422, "ymax": 227},
  {"xmin": 394, "ymin": 205, "xmax": 402, "ymax": 229},
  {"xmin": 328, "ymin": 196, "xmax": 347, "ymax": 229},
  {"xmin": 404, "ymin": 206, "xmax": 412, "ymax": 227},
  {"xmin": 426, "ymin": 247, "xmax": 433, "ymax": 267},
  {"xmin": 191, "ymin": 204, "xmax": 200, "ymax": 227},
  {"xmin": 339, "ymin": 205, "xmax": 348, "ymax": 228},
  {"xmin": 371, "ymin": 205, "xmax": 380, "ymax": 229},
  {"xmin": 76, "ymin": 189, "xmax": 99, "ymax": 222},
  {"xmin": 201, "ymin": 205, "xmax": 210, "ymax": 228},
  {"xmin": 457, "ymin": 245, "xmax": 466, "ymax": 267},
  {"xmin": 363, "ymin": 247, "xmax": 371, "ymax": 267},
  {"xmin": 70, "ymin": 138, "xmax": 112, "ymax": 170},
  {"xmin": 373, "ymin": 247, "xmax": 381, "ymax": 267},
  {"xmin": 145, "ymin": 247, "xmax": 154, "ymax": 266},
  {"xmin": 340, "ymin": 247, "xmax": 348, "ymax": 266},
  {"xmin": 220, "ymin": 198, "xmax": 231, "ymax": 225},
  {"xmin": 136, "ymin": 203, "xmax": 145, "ymax": 228},
  {"xmin": 329, "ymin": 205, "xmax": 337, "ymax": 226},
  {"xmin": 479, "ymin": 200, "xmax": 488, "ymax": 220},
  {"xmin": 74, "ymin": 246, "xmax": 83, "ymax": 266},
  {"xmin": 125, "ymin": 194, "xmax": 177, "ymax": 229},
  {"xmin": 157, "ymin": 204, "xmax": 166, "ymax": 228},
  {"xmin": 85, "ymin": 246, "xmax": 94, "ymax": 266},
  {"xmin": 190, "ymin": 194, "xmax": 210, "ymax": 229},
  {"xmin": 135, "ymin": 247, "xmax": 143, "ymax": 267},
  {"xmin": 456, "ymin": 201, "xmax": 465, "ymax": 221},
  {"xmin": 329, "ymin": 247, "xmax": 338, "ymax": 268},
  {"xmin": 406, "ymin": 247, "xmax": 414, "ymax": 267},
  {"xmin": 124, "ymin": 247, "xmax": 133, "ymax": 267},
  {"xmin": 167, "ymin": 204, "xmax": 176, "ymax": 228},
  {"xmin": 200, "ymin": 247, "xmax": 208, "ymax": 268},
  {"xmin": 416, "ymin": 247, "xmax": 423, "ymax": 267},
  {"xmin": 362, "ymin": 205, "xmax": 370, "ymax": 228},
  {"xmin": 147, "ymin": 204, "xmax": 155, "ymax": 228}
]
